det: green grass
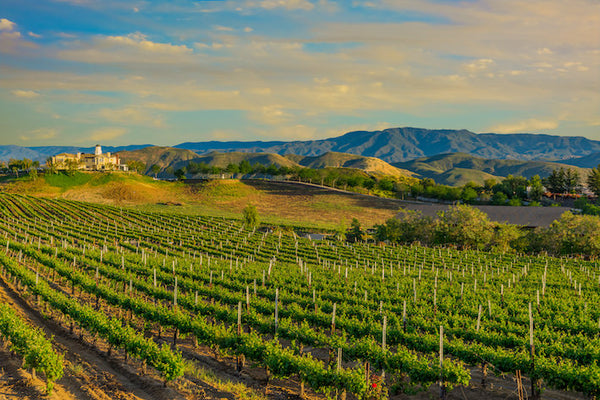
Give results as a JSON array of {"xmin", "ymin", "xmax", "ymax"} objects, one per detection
[
  {"xmin": 43, "ymin": 172, "xmax": 94, "ymax": 190},
  {"xmin": 43, "ymin": 171, "xmax": 163, "ymax": 191}
]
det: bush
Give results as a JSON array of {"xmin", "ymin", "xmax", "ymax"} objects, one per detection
[{"xmin": 243, "ymin": 204, "xmax": 259, "ymax": 227}]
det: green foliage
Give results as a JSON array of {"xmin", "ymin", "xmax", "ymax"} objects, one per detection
[
  {"xmin": 460, "ymin": 187, "xmax": 478, "ymax": 204},
  {"xmin": 544, "ymin": 211, "xmax": 600, "ymax": 255},
  {"xmin": 174, "ymin": 168, "xmax": 187, "ymax": 180},
  {"xmin": 434, "ymin": 204, "xmax": 494, "ymax": 249},
  {"xmin": 492, "ymin": 191, "xmax": 508, "ymax": 205},
  {"xmin": 574, "ymin": 197, "xmax": 600, "ymax": 216},
  {"xmin": 150, "ymin": 164, "xmax": 161, "ymax": 177},
  {"xmin": 345, "ymin": 218, "xmax": 365, "ymax": 243},
  {"xmin": 529, "ymin": 175, "xmax": 545, "ymax": 201},
  {"xmin": 587, "ymin": 164, "xmax": 600, "ymax": 196},
  {"xmin": 375, "ymin": 210, "xmax": 434, "ymax": 244},
  {"xmin": 243, "ymin": 203, "xmax": 259, "ymax": 227},
  {"xmin": 544, "ymin": 167, "xmax": 581, "ymax": 194},
  {"xmin": 44, "ymin": 171, "xmax": 93, "ymax": 190},
  {"xmin": 0, "ymin": 304, "xmax": 64, "ymax": 394},
  {"xmin": 127, "ymin": 160, "xmax": 146, "ymax": 174},
  {"xmin": 507, "ymin": 197, "xmax": 522, "ymax": 206}
]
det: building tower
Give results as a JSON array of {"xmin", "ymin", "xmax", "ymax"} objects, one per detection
[{"xmin": 95, "ymin": 144, "xmax": 102, "ymax": 156}]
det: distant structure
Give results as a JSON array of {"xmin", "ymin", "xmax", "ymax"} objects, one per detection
[{"xmin": 51, "ymin": 144, "xmax": 128, "ymax": 171}]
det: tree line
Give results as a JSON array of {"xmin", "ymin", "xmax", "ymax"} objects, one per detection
[{"xmin": 363, "ymin": 204, "xmax": 600, "ymax": 257}]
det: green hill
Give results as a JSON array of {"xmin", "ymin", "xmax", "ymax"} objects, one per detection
[
  {"xmin": 394, "ymin": 152, "xmax": 589, "ymax": 186},
  {"xmin": 117, "ymin": 146, "xmax": 199, "ymax": 174},
  {"xmin": 295, "ymin": 152, "xmax": 414, "ymax": 177},
  {"xmin": 176, "ymin": 151, "xmax": 299, "ymax": 170}
]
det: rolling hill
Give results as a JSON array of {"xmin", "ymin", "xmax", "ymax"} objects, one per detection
[
  {"xmin": 4, "ymin": 127, "xmax": 600, "ymax": 165},
  {"xmin": 174, "ymin": 127, "xmax": 600, "ymax": 163},
  {"xmin": 560, "ymin": 152, "xmax": 600, "ymax": 168},
  {"xmin": 394, "ymin": 153, "xmax": 590, "ymax": 186},
  {"xmin": 116, "ymin": 146, "xmax": 200, "ymax": 174},
  {"xmin": 174, "ymin": 151, "xmax": 298, "ymax": 170},
  {"xmin": 117, "ymin": 147, "xmax": 414, "ymax": 178},
  {"xmin": 293, "ymin": 152, "xmax": 413, "ymax": 177}
]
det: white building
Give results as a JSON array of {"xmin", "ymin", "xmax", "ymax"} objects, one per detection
[{"xmin": 51, "ymin": 145, "xmax": 128, "ymax": 171}]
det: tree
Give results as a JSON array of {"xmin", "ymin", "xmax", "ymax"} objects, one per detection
[
  {"xmin": 21, "ymin": 158, "xmax": 33, "ymax": 172},
  {"xmin": 544, "ymin": 211, "xmax": 600, "ymax": 255},
  {"xmin": 45, "ymin": 157, "xmax": 57, "ymax": 174},
  {"xmin": 345, "ymin": 218, "xmax": 365, "ymax": 243},
  {"xmin": 460, "ymin": 187, "xmax": 478, "ymax": 204},
  {"xmin": 28, "ymin": 168, "xmax": 38, "ymax": 180},
  {"xmin": 64, "ymin": 159, "xmax": 80, "ymax": 176},
  {"xmin": 588, "ymin": 164, "xmax": 600, "ymax": 196},
  {"xmin": 543, "ymin": 168, "xmax": 565, "ymax": 193},
  {"xmin": 492, "ymin": 191, "xmax": 507, "ymax": 205},
  {"xmin": 239, "ymin": 160, "xmax": 252, "ymax": 174},
  {"xmin": 225, "ymin": 163, "xmax": 239, "ymax": 174},
  {"xmin": 564, "ymin": 168, "xmax": 580, "ymax": 193},
  {"xmin": 150, "ymin": 164, "xmax": 161, "ymax": 178},
  {"xmin": 127, "ymin": 160, "xmax": 146, "ymax": 174},
  {"xmin": 434, "ymin": 204, "xmax": 494, "ymax": 249},
  {"xmin": 483, "ymin": 178, "xmax": 497, "ymax": 191},
  {"xmin": 243, "ymin": 204, "xmax": 259, "ymax": 227},
  {"xmin": 174, "ymin": 167, "xmax": 186, "ymax": 180},
  {"xmin": 528, "ymin": 175, "xmax": 545, "ymax": 201}
]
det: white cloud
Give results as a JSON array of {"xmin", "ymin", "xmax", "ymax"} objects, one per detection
[
  {"xmin": 89, "ymin": 127, "xmax": 127, "ymax": 142},
  {"xmin": 57, "ymin": 32, "xmax": 194, "ymax": 64},
  {"xmin": 0, "ymin": 18, "xmax": 16, "ymax": 31},
  {"xmin": 251, "ymin": 0, "xmax": 315, "ymax": 11},
  {"xmin": 249, "ymin": 105, "xmax": 293, "ymax": 124},
  {"xmin": 104, "ymin": 33, "xmax": 192, "ymax": 55},
  {"xmin": 11, "ymin": 89, "xmax": 40, "ymax": 98},
  {"xmin": 98, "ymin": 107, "xmax": 164, "ymax": 128},
  {"xmin": 489, "ymin": 118, "xmax": 559, "ymax": 134},
  {"xmin": 537, "ymin": 47, "xmax": 553, "ymax": 55},
  {"xmin": 19, "ymin": 128, "xmax": 58, "ymax": 141},
  {"xmin": 464, "ymin": 58, "xmax": 494, "ymax": 73},
  {"xmin": 28, "ymin": 31, "xmax": 42, "ymax": 38}
]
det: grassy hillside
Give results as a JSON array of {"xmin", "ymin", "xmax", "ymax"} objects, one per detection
[
  {"xmin": 435, "ymin": 168, "xmax": 501, "ymax": 187},
  {"xmin": 176, "ymin": 151, "xmax": 299, "ymax": 170},
  {"xmin": 2, "ymin": 172, "xmax": 189, "ymax": 205},
  {"xmin": 183, "ymin": 179, "xmax": 400, "ymax": 228},
  {"xmin": 1, "ymin": 172, "xmax": 399, "ymax": 229},
  {"xmin": 295, "ymin": 152, "xmax": 414, "ymax": 177},
  {"xmin": 395, "ymin": 152, "xmax": 589, "ymax": 185},
  {"xmin": 117, "ymin": 146, "xmax": 199, "ymax": 174}
]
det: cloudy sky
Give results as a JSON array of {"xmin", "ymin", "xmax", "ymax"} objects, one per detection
[{"xmin": 0, "ymin": 0, "xmax": 599, "ymax": 146}]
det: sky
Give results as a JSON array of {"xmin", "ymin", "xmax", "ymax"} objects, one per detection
[{"xmin": 0, "ymin": 0, "xmax": 599, "ymax": 147}]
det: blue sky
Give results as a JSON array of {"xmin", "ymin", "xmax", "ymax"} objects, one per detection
[{"xmin": 0, "ymin": 0, "xmax": 598, "ymax": 146}]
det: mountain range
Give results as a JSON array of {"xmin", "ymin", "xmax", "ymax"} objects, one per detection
[
  {"xmin": 393, "ymin": 153, "xmax": 590, "ymax": 186},
  {"xmin": 174, "ymin": 127, "xmax": 600, "ymax": 163},
  {"xmin": 2, "ymin": 127, "xmax": 599, "ymax": 185},
  {"xmin": 3, "ymin": 127, "xmax": 600, "ymax": 165}
]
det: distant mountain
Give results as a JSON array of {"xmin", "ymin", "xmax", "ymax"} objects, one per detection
[
  {"xmin": 4, "ymin": 127, "xmax": 600, "ymax": 166},
  {"xmin": 174, "ymin": 127, "xmax": 600, "ymax": 163},
  {"xmin": 116, "ymin": 147, "xmax": 414, "ymax": 178},
  {"xmin": 0, "ymin": 144, "xmax": 151, "ymax": 163},
  {"xmin": 560, "ymin": 152, "xmax": 600, "ymax": 168},
  {"xmin": 394, "ymin": 153, "xmax": 589, "ymax": 186}
]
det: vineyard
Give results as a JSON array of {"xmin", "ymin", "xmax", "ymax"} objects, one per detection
[{"xmin": 0, "ymin": 192, "xmax": 598, "ymax": 399}]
